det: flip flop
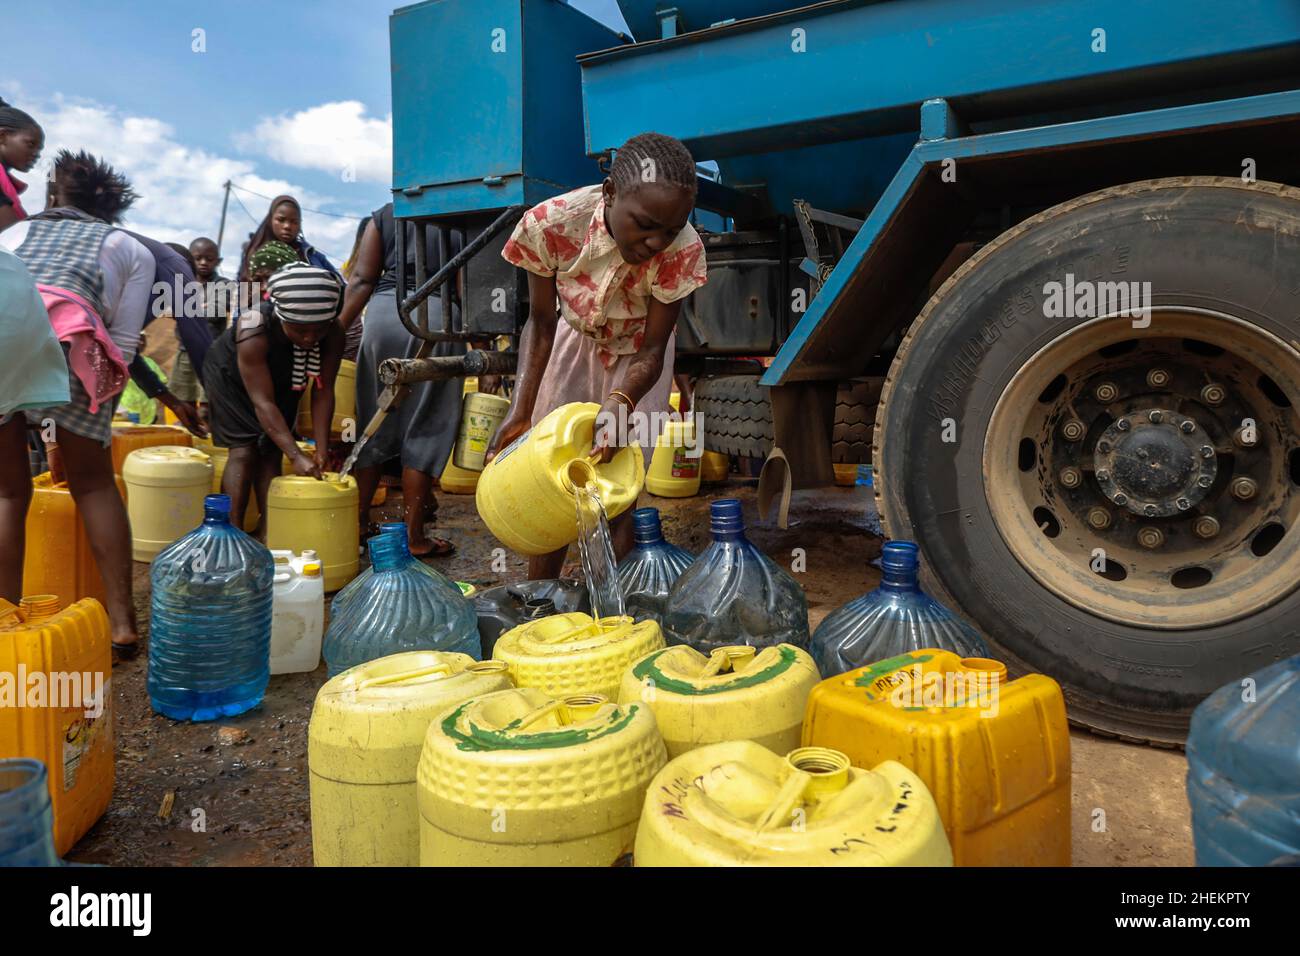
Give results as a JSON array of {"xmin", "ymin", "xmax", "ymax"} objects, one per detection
[
  {"xmin": 111, "ymin": 640, "xmax": 140, "ymax": 662},
  {"xmin": 410, "ymin": 535, "xmax": 455, "ymax": 558}
]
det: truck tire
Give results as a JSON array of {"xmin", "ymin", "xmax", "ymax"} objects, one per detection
[
  {"xmin": 832, "ymin": 378, "xmax": 883, "ymax": 463},
  {"xmin": 875, "ymin": 178, "xmax": 1300, "ymax": 745},
  {"xmin": 695, "ymin": 375, "xmax": 774, "ymax": 458}
]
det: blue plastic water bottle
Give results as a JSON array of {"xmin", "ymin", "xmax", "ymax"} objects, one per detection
[
  {"xmin": 1187, "ymin": 654, "xmax": 1300, "ymax": 866},
  {"xmin": 810, "ymin": 540, "xmax": 988, "ymax": 677},
  {"xmin": 661, "ymin": 498, "xmax": 809, "ymax": 652},
  {"xmin": 322, "ymin": 528, "xmax": 479, "ymax": 677},
  {"xmin": 148, "ymin": 493, "xmax": 275, "ymax": 721},
  {"xmin": 0, "ymin": 759, "xmax": 60, "ymax": 867},
  {"xmin": 616, "ymin": 508, "xmax": 695, "ymax": 626}
]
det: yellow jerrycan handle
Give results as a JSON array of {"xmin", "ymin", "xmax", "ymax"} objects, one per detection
[
  {"xmin": 357, "ymin": 660, "xmax": 508, "ymax": 691},
  {"xmin": 697, "ymin": 646, "xmax": 758, "ymax": 678}
]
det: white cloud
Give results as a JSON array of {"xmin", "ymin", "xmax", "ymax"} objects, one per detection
[
  {"xmin": 6, "ymin": 90, "xmax": 370, "ymax": 270},
  {"xmin": 241, "ymin": 101, "xmax": 392, "ymax": 185}
]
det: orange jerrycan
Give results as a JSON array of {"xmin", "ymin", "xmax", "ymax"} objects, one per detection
[
  {"xmin": 110, "ymin": 422, "xmax": 192, "ymax": 474},
  {"xmin": 23, "ymin": 472, "xmax": 124, "ymax": 609},
  {"xmin": 802, "ymin": 649, "xmax": 1071, "ymax": 866},
  {"xmin": 0, "ymin": 596, "xmax": 113, "ymax": 855}
]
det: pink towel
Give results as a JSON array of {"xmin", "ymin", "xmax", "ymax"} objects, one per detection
[
  {"xmin": 0, "ymin": 166, "xmax": 27, "ymax": 221},
  {"xmin": 37, "ymin": 285, "xmax": 128, "ymax": 412}
]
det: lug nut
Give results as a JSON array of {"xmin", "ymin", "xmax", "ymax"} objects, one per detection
[
  {"xmin": 1087, "ymin": 508, "xmax": 1112, "ymax": 530},
  {"xmin": 1096, "ymin": 468, "xmax": 1110, "ymax": 482},
  {"xmin": 1180, "ymin": 420, "xmax": 1196, "ymax": 434},
  {"xmin": 1059, "ymin": 467, "xmax": 1082, "ymax": 488},
  {"xmin": 1113, "ymin": 492, "xmax": 1129, "ymax": 506},
  {"xmin": 1138, "ymin": 526, "xmax": 1165, "ymax": 549},
  {"xmin": 1147, "ymin": 369, "xmax": 1171, "ymax": 388},
  {"xmin": 1061, "ymin": 419, "xmax": 1085, "ymax": 441},
  {"xmin": 1095, "ymin": 382, "xmax": 1119, "ymax": 403},
  {"xmin": 1197, "ymin": 475, "xmax": 1213, "ymax": 488},
  {"xmin": 1148, "ymin": 410, "xmax": 1163, "ymax": 424},
  {"xmin": 1176, "ymin": 497, "xmax": 1191, "ymax": 511},
  {"xmin": 1233, "ymin": 426, "xmax": 1257, "ymax": 448},
  {"xmin": 1194, "ymin": 516, "xmax": 1221, "ymax": 539},
  {"xmin": 1143, "ymin": 504, "xmax": 1158, "ymax": 516},
  {"xmin": 1199, "ymin": 445, "xmax": 1215, "ymax": 459},
  {"xmin": 1098, "ymin": 439, "xmax": 1112, "ymax": 453},
  {"xmin": 1231, "ymin": 477, "xmax": 1258, "ymax": 500},
  {"xmin": 1201, "ymin": 384, "xmax": 1226, "ymax": 406},
  {"xmin": 1116, "ymin": 418, "xmax": 1131, "ymax": 431}
]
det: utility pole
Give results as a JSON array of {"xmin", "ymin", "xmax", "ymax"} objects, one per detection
[{"xmin": 216, "ymin": 180, "xmax": 232, "ymax": 255}]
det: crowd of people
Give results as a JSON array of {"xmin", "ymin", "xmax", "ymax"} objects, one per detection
[{"xmin": 1, "ymin": 90, "xmax": 709, "ymax": 661}]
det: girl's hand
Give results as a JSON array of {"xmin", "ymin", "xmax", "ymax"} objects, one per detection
[
  {"xmin": 589, "ymin": 395, "xmax": 625, "ymax": 463},
  {"xmin": 314, "ymin": 445, "xmax": 329, "ymax": 472},
  {"xmin": 486, "ymin": 411, "xmax": 529, "ymax": 464},
  {"xmin": 293, "ymin": 452, "xmax": 323, "ymax": 479}
]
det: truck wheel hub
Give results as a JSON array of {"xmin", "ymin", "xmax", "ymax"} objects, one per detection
[{"xmin": 1094, "ymin": 410, "xmax": 1215, "ymax": 516}]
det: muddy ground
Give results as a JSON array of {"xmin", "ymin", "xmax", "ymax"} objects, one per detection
[{"xmin": 67, "ymin": 478, "xmax": 1193, "ymax": 866}]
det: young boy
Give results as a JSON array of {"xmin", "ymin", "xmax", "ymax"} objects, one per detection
[
  {"xmin": 169, "ymin": 236, "xmax": 235, "ymax": 411},
  {"xmin": 489, "ymin": 132, "xmax": 708, "ymax": 578}
]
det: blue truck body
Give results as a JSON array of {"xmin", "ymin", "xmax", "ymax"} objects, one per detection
[{"xmin": 387, "ymin": 0, "xmax": 1300, "ymax": 743}]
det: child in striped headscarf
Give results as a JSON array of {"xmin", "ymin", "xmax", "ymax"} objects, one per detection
[{"xmin": 202, "ymin": 249, "xmax": 345, "ymax": 533}]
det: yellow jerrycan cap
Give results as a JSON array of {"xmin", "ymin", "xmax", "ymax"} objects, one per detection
[
  {"xmin": 619, "ymin": 644, "xmax": 821, "ymax": 758},
  {"xmin": 493, "ymin": 611, "xmax": 665, "ymax": 700},
  {"xmin": 635, "ymin": 742, "xmax": 953, "ymax": 866}
]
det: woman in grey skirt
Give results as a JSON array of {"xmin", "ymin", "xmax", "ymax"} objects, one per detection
[{"xmin": 336, "ymin": 203, "xmax": 463, "ymax": 556}]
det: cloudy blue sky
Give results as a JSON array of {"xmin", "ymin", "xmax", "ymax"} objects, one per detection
[{"xmin": 4, "ymin": 0, "xmax": 630, "ymax": 268}]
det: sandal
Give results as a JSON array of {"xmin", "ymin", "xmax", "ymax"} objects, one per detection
[
  {"xmin": 409, "ymin": 535, "xmax": 455, "ymax": 558},
  {"xmin": 111, "ymin": 640, "xmax": 141, "ymax": 662}
]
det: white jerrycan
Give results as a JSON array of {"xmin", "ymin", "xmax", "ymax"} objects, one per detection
[{"xmin": 270, "ymin": 549, "xmax": 326, "ymax": 674}]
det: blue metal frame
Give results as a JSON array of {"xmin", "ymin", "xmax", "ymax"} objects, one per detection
[
  {"xmin": 580, "ymin": 0, "xmax": 1300, "ymax": 161},
  {"xmin": 762, "ymin": 88, "xmax": 1300, "ymax": 385}
]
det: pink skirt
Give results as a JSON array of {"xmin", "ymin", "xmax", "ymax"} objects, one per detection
[{"xmin": 531, "ymin": 320, "xmax": 675, "ymax": 463}]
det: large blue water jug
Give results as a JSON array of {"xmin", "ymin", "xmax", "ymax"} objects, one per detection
[
  {"xmin": 809, "ymin": 541, "xmax": 987, "ymax": 677},
  {"xmin": 617, "ymin": 507, "xmax": 694, "ymax": 626},
  {"xmin": 322, "ymin": 528, "xmax": 479, "ymax": 677},
  {"xmin": 0, "ymin": 759, "xmax": 60, "ymax": 867},
  {"xmin": 661, "ymin": 498, "xmax": 809, "ymax": 652},
  {"xmin": 330, "ymin": 521, "xmax": 405, "ymax": 618},
  {"xmin": 148, "ymin": 493, "xmax": 274, "ymax": 721},
  {"xmin": 1187, "ymin": 654, "xmax": 1300, "ymax": 866}
]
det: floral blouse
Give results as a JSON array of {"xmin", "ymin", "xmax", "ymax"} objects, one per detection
[{"xmin": 502, "ymin": 184, "xmax": 708, "ymax": 368}]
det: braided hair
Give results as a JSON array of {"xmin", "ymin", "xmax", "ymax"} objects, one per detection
[
  {"xmin": 51, "ymin": 149, "xmax": 138, "ymax": 224},
  {"xmin": 607, "ymin": 132, "xmax": 697, "ymax": 199}
]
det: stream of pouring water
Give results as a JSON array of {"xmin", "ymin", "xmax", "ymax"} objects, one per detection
[{"xmin": 574, "ymin": 480, "xmax": 625, "ymax": 619}]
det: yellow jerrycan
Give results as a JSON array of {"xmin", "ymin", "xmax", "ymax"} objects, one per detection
[
  {"xmin": 636, "ymin": 742, "xmax": 952, "ymax": 866},
  {"xmin": 297, "ymin": 358, "xmax": 356, "ymax": 436},
  {"xmin": 619, "ymin": 644, "xmax": 820, "ymax": 758},
  {"xmin": 453, "ymin": 391, "xmax": 511, "ymax": 472},
  {"xmin": 645, "ymin": 418, "xmax": 701, "ymax": 498},
  {"xmin": 475, "ymin": 402, "xmax": 644, "ymax": 555},
  {"xmin": 417, "ymin": 688, "xmax": 666, "ymax": 866},
  {"xmin": 493, "ymin": 612, "xmax": 664, "ymax": 701},
  {"xmin": 439, "ymin": 449, "xmax": 481, "ymax": 495},
  {"xmin": 308, "ymin": 652, "xmax": 512, "ymax": 867},
  {"xmin": 22, "ymin": 473, "xmax": 123, "ymax": 609},
  {"xmin": 701, "ymin": 450, "xmax": 730, "ymax": 482},
  {"xmin": 110, "ymin": 422, "xmax": 192, "ymax": 474},
  {"xmin": 266, "ymin": 473, "xmax": 359, "ymax": 592},
  {"xmin": 122, "ymin": 446, "xmax": 214, "ymax": 562},
  {"xmin": 802, "ymin": 649, "xmax": 1071, "ymax": 866},
  {"xmin": 0, "ymin": 596, "xmax": 113, "ymax": 856}
]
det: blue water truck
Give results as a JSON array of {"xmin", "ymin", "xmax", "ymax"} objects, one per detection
[{"xmin": 384, "ymin": 0, "xmax": 1300, "ymax": 743}]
